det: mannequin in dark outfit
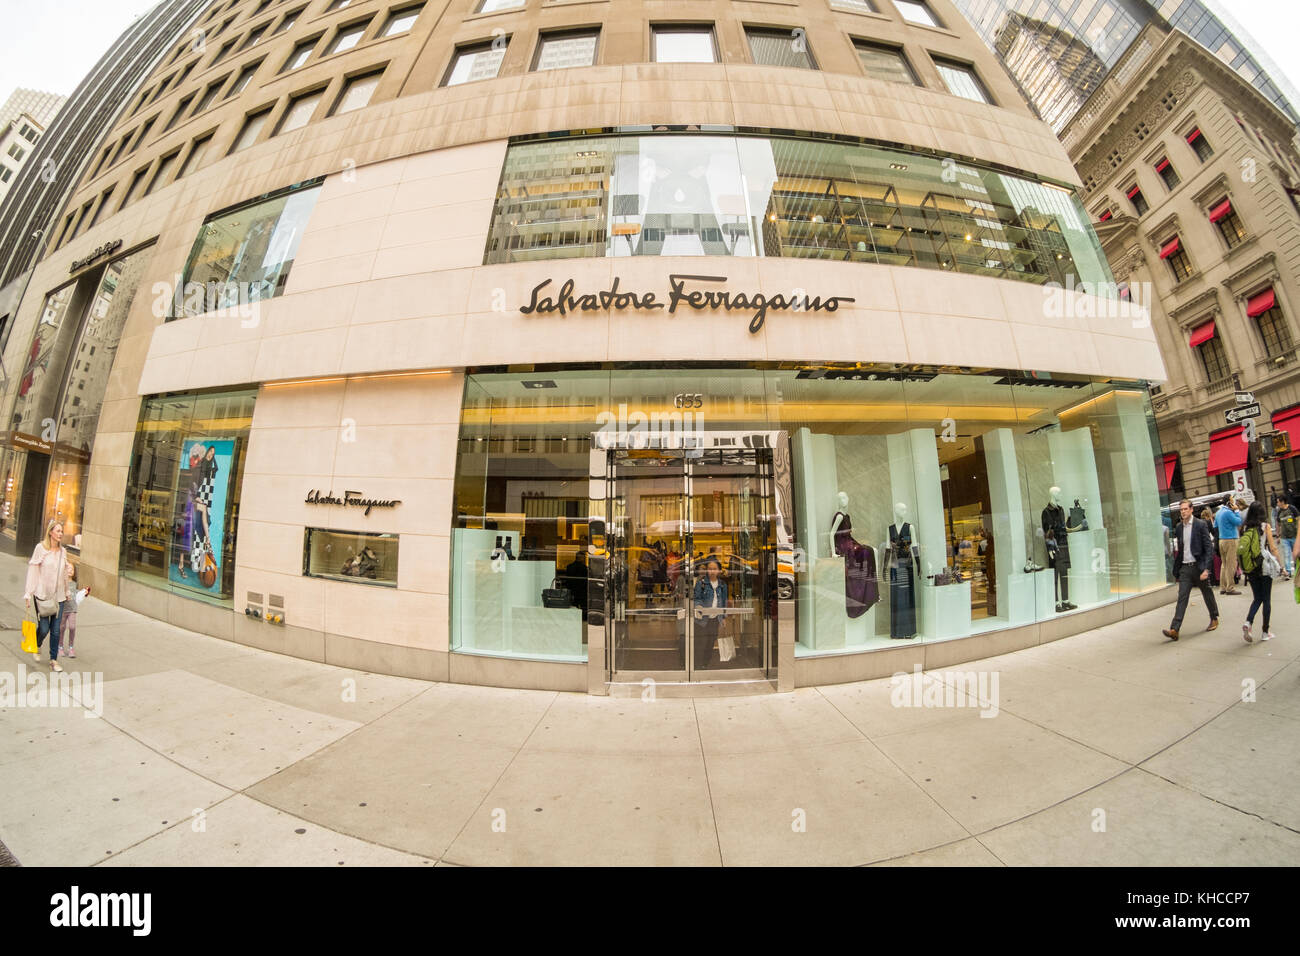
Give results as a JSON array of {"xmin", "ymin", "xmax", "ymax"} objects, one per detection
[
  {"xmin": 885, "ymin": 502, "xmax": 921, "ymax": 638},
  {"xmin": 830, "ymin": 491, "xmax": 878, "ymax": 618},
  {"xmin": 1042, "ymin": 486, "xmax": 1077, "ymax": 612}
]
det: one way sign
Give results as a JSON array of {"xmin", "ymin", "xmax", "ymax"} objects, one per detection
[{"xmin": 1225, "ymin": 403, "xmax": 1261, "ymax": 424}]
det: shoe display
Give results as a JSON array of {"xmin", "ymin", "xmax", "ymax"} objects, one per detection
[
  {"xmin": 1207, "ymin": 618, "xmax": 1219, "ymax": 631},
  {"xmin": 1162, "ymin": 628, "xmax": 1179, "ymax": 641},
  {"xmin": 1242, "ymin": 622, "xmax": 1252, "ymax": 643}
]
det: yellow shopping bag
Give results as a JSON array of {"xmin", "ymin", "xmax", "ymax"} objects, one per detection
[{"xmin": 20, "ymin": 618, "xmax": 38, "ymax": 654}]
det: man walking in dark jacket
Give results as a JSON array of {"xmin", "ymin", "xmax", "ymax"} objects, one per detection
[{"xmin": 1163, "ymin": 499, "xmax": 1220, "ymax": 640}]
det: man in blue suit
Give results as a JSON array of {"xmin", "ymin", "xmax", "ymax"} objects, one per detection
[{"xmin": 1163, "ymin": 499, "xmax": 1220, "ymax": 640}]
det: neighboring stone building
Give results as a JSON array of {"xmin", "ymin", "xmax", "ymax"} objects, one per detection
[
  {"xmin": 0, "ymin": 113, "xmax": 46, "ymax": 206},
  {"xmin": 1068, "ymin": 22, "xmax": 1300, "ymax": 501},
  {"xmin": 0, "ymin": 88, "xmax": 65, "ymax": 131}
]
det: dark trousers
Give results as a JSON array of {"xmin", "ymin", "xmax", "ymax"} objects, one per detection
[
  {"xmin": 1246, "ymin": 574, "xmax": 1273, "ymax": 631},
  {"xmin": 694, "ymin": 618, "xmax": 717, "ymax": 670},
  {"xmin": 1169, "ymin": 562, "xmax": 1219, "ymax": 631}
]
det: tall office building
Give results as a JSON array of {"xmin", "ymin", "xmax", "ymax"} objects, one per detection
[
  {"xmin": 954, "ymin": 0, "xmax": 1300, "ymax": 132},
  {"xmin": 0, "ymin": 88, "xmax": 66, "ymax": 130}
]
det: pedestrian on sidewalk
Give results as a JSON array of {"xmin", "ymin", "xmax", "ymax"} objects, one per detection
[
  {"xmin": 1164, "ymin": 499, "xmax": 1219, "ymax": 641},
  {"xmin": 23, "ymin": 519, "xmax": 70, "ymax": 672},
  {"xmin": 1239, "ymin": 501, "xmax": 1281, "ymax": 643},
  {"xmin": 1215, "ymin": 498, "xmax": 1245, "ymax": 594},
  {"xmin": 1276, "ymin": 497, "xmax": 1298, "ymax": 577},
  {"xmin": 59, "ymin": 559, "xmax": 88, "ymax": 659}
]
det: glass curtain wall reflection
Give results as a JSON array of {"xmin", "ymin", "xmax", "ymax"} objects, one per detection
[{"xmin": 484, "ymin": 132, "xmax": 1113, "ymax": 290}]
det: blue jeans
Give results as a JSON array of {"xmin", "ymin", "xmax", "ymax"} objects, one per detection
[
  {"xmin": 1281, "ymin": 537, "xmax": 1295, "ymax": 575},
  {"xmin": 36, "ymin": 609, "xmax": 61, "ymax": 661}
]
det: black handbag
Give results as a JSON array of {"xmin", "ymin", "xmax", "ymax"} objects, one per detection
[
  {"xmin": 1070, "ymin": 500, "xmax": 1089, "ymax": 531},
  {"xmin": 542, "ymin": 578, "xmax": 572, "ymax": 609}
]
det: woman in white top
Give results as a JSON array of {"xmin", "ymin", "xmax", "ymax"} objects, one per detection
[{"xmin": 24, "ymin": 519, "xmax": 72, "ymax": 672}]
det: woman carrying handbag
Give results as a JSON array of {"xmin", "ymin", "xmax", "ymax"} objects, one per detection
[
  {"xmin": 1238, "ymin": 502, "xmax": 1283, "ymax": 643},
  {"xmin": 24, "ymin": 519, "xmax": 71, "ymax": 672}
]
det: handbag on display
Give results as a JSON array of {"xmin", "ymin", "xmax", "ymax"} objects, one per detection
[
  {"xmin": 541, "ymin": 578, "xmax": 573, "ymax": 609},
  {"xmin": 1069, "ymin": 500, "xmax": 1089, "ymax": 532}
]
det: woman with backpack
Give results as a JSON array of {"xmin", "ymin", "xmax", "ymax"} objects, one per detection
[{"xmin": 1238, "ymin": 501, "xmax": 1282, "ymax": 643}]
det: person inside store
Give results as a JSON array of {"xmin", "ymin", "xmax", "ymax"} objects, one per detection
[
  {"xmin": 1238, "ymin": 500, "xmax": 1282, "ymax": 643},
  {"xmin": 693, "ymin": 557, "xmax": 727, "ymax": 670},
  {"xmin": 560, "ymin": 549, "xmax": 589, "ymax": 621},
  {"xmin": 23, "ymin": 519, "xmax": 73, "ymax": 672},
  {"xmin": 1276, "ymin": 494, "xmax": 1298, "ymax": 578},
  {"xmin": 1163, "ymin": 499, "xmax": 1219, "ymax": 642},
  {"xmin": 1214, "ymin": 497, "xmax": 1245, "ymax": 595}
]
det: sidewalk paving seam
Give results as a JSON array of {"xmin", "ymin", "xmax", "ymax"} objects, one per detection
[
  {"xmin": 437, "ymin": 690, "xmax": 561, "ymax": 868},
  {"xmin": 811, "ymin": 686, "xmax": 989, "ymax": 865},
  {"xmin": 691, "ymin": 699, "xmax": 728, "ymax": 867}
]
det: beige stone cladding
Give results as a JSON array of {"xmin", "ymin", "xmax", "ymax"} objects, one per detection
[{"xmin": 1068, "ymin": 24, "xmax": 1300, "ymax": 499}]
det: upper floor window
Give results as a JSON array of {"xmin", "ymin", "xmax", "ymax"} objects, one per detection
[
  {"xmin": 145, "ymin": 151, "xmax": 180, "ymax": 196},
  {"xmin": 443, "ymin": 40, "xmax": 508, "ymax": 85},
  {"xmin": 1126, "ymin": 183, "xmax": 1148, "ymax": 216},
  {"xmin": 653, "ymin": 25, "xmax": 717, "ymax": 63},
  {"xmin": 119, "ymin": 166, "xmax": 148, "ymax": 211},
  {"xmin": 327, "ymin": 0, "xmax": 353, "ymax": 10},
  {"xmin": 1191, "ymin": 321, "xmax": 1230, "ymax": 382},
  {"xmin": 128, "ymin": 118, "xmax": 156, "ymax": 155},
  {"xmin": 933, "ymin": 57, "xmax": 991, "ymax": 103},
  {"xmin": 1159, "ymin": 235, "xmax": 1192, "ymax": 282},
  {"xmin": 533, "ymin": 29, "xmax": 599, "ymax": 71},
  {"xmin": 19, "ymin": 124, "xmax": 38, "ymax": 142},
  {"xmin": 0, "ymin": 165, "xmax": 12, "ymax": 183},
  {"xmin": 178, "ymin": 133, "xmax": 214, "ymax": 178},
  {"xmin": 174, "ymin": 179, "xmax": 324, "ymax": 318},
  {"xmin": 380, "ymin": 4, "xmax": 423, "ymax": 37},
  {"xmin": 283, "ymin": 36, "xmax": 320, "ymax": 72},
  {"xmin": 276, "ymin": 89, "xmax": 324, "ymax": 134},
  {"xmin": 241, "ymin": 24, "xmax": 269, "ymax": 51},
  {"xmin": 893, "ymin": 0, "xmax": 941, "ymax": 27},
  {"xmin": 332, "ymin": 70, "xmax": 383, "ymax": 114},
  {"xmin": 194, "ymin": 78, "xmax": 228, "ymax": 113},
  {"xmin": 274, "ymin": 7, "xmax": 304, "ymax": 34},
  {"xmin": 1185, "ymin": 126, "xmax": 1213, "ymax": 162},
  {"xmin": 326, "ymin": 19, "xmax": 371, "ymax": 55},
  {"xmin": 229, "ymin": 108, "xmax": 272, "ymax": 154},
  {"xmin": 1248, "ymin": 288, "xmax": 1291, "ymax": 360},
  {"xmin": 6, "ymin": 143, "xmax": 24, "ymax": 162},
  {"xmin": 226, "ymin": 61, "xmax": 261, "ymax": 99},
  {"xmin": 1155, "ymin": 156, "xmax": 1180, "ymax": 190},
  {"xmin": 853, "ymin": 40, "xmax": 917, "ymax": 85},
  {"xmin": 1096, "ymin": 208, "xmax": 1113, "ymax": 222},
  {"xmin": 476, "ymin": 0, "xmax": 523, "ymax": 11},
  {"xmin": 1208, "ymin": 197, "xmax": 1246, "ymax": 249},
  {"xmin": 831, "ymin": 0, "xmax": 878, "ymax": 11},
  {"xmin": 211, "ymin": 38, "xmax": 237, "ymax": 66},
  {"xmin": 746, "ymin": 26, "xmax": 817, "ymax": 70}
]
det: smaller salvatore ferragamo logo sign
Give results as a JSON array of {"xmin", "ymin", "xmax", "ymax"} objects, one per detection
[
  {"xmin": 520, "ymin": 274, "xmax": 855, "ymax": 334},
  {"xmin": 305, "ymin": 489, "xmax": 402, "ymax": 516}
]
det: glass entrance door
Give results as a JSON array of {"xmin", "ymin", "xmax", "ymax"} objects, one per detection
[{"xmin": 609, "ymin": 446, "xmax": 774, "ymax": 682}]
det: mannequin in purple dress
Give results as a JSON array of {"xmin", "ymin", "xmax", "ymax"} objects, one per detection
[{"xmin": 830, "ymin": 491, "xmax": 879, "ymax": 618}]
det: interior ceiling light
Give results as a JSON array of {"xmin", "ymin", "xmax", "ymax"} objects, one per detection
[{"xmin": 522, "ymin": 380, "xmax": 558, "ymax": 389}]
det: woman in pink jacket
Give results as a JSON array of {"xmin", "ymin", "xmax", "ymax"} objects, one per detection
[{"xmin": 24, "ymin": 519, "xmax": 72, "ymax": 672}]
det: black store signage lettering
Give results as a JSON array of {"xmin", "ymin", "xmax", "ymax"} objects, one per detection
[
  {"xmin": 519, "ymin": 274, "xmax": 855, "ymax": 334},
  {"xmin": 305, "ymin": 489, "xmax": 402, "ymax": 516},
  {"xmin": 69, "ymin": 238, "xmax": 123, "ymax": 273}
]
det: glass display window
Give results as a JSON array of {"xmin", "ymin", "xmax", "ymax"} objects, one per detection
[{"xmin": 304, "ymin": 528, "xmax": 398, "ymax": 585}]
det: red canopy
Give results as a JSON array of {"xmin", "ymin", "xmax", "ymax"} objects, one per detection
[
  {"xmin": 1126, "ymin": 185, "xmax": 1141, "ymax": 199},
  {"xmin": 1208, "ymin": 198, "xmax": 1232, "ymax": 222},
  {"xmin": 1246, "ymin": 287, "xmax": 1276, "ymax": 317},
  {"xmin": 1160, "ymin": 452, "xmax": 1179, "ymax": 492},
  {"xmin": 1272, "ymin": 405, "xmax": 1300, "ymax": 460},
  {"xmin": 1206, "ymin": 426, "xmax": 1248, "ymax": 476},
  {"xmin": 1098, "ymin": 210, "xmax": 1112, "ymax": 221},
  {"xmin": 1186, "ymin": 127, "xmax": 1203, "ymax": 143},
  {"xmin": 1155, "ymin": 158, "xmax": 1170, "ymax": 172},
  {"xmin": 1189, "ymin": 319, "xmax": 1216, "ymax": 347},
  {"xmin": 1159, "ymin": 237, "xmax": 1181, "ymax": 259}
]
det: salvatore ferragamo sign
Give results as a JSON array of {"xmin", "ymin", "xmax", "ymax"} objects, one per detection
[
  {"xmin": 519, "ymin": 274, "xmax": 855, "ymax": 334},
  {"xmin": 305, "ymin": 489, "xmax": 401, "ymax": 516}
]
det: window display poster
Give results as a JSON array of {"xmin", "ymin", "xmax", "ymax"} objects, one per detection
[{"xmin": 169, "ymin": 438, "xmax": 234, "ymax": 594}]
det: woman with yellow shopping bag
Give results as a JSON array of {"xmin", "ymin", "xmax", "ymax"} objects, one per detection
[{"xmin": 23, "ymin": 519, "xmax": 71, "ymax": 672}]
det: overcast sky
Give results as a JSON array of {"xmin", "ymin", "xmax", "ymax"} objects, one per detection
[{"xmin": 0, "ymin": 0, "xmax": 1296, "ymax": 113}]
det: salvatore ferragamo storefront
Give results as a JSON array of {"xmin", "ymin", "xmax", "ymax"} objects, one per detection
[{"xmin": 15, "ymin": 126, "xmax": 1175, "ymax": 695}]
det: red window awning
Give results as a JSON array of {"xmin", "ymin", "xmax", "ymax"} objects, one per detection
[
  {"xmin": 1246, "ymin": 287, "xmax": 1276, "ymax": 317},
  {"xmin": 1272, "ymin": 405, "xmax": 1300, "ymax": 460},
  {"xmin": 1207, "ymin": 426, "xmax": 1249, "ymax": 476},
  {"xmin": 1160, "ymin": 452, "xmax": 1179, "ymax": 492},
  {"xmin": 1098, "ymin": 210, "xmax": 1113, "ymax": 221},
  {"xmin": 1126, "ymin": 185, "xmax": 1141, "ymax": 198},
  {"xmin": 1189, "ymin": 319, "xmax": 1216, "ymax": 347},
  {"xmin": 1186, "ymin": 127, "xmax": 1203, "ymax": 143},
  {"xmin": 1208, "ymin": 198, "xmax": 1232, "ymax": 222},
  {"xmin": 1156, "ymin": 158, "xmax": 1171, "ymax": 172},
  {"xmin": 1159, "ymin": 237, "xmax": 1181, "ymax": 259}
]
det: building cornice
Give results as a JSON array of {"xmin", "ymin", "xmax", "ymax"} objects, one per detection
[
  {"xmin": 1190, "ymin": 172, "xmax": 1231, "ymax": 207},
  {"xmin": 1224, "ymin": 252, "xmax": 1279, "ymax": 297},
  {"xmin": 1169, "ymin": 288, "xmax": 1221, "ymax": 325}
]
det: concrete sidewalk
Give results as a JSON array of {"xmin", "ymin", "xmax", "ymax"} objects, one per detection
[{"xmin": 1, "ymin": 551, "xmax": 1297, "ymax": 866}]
